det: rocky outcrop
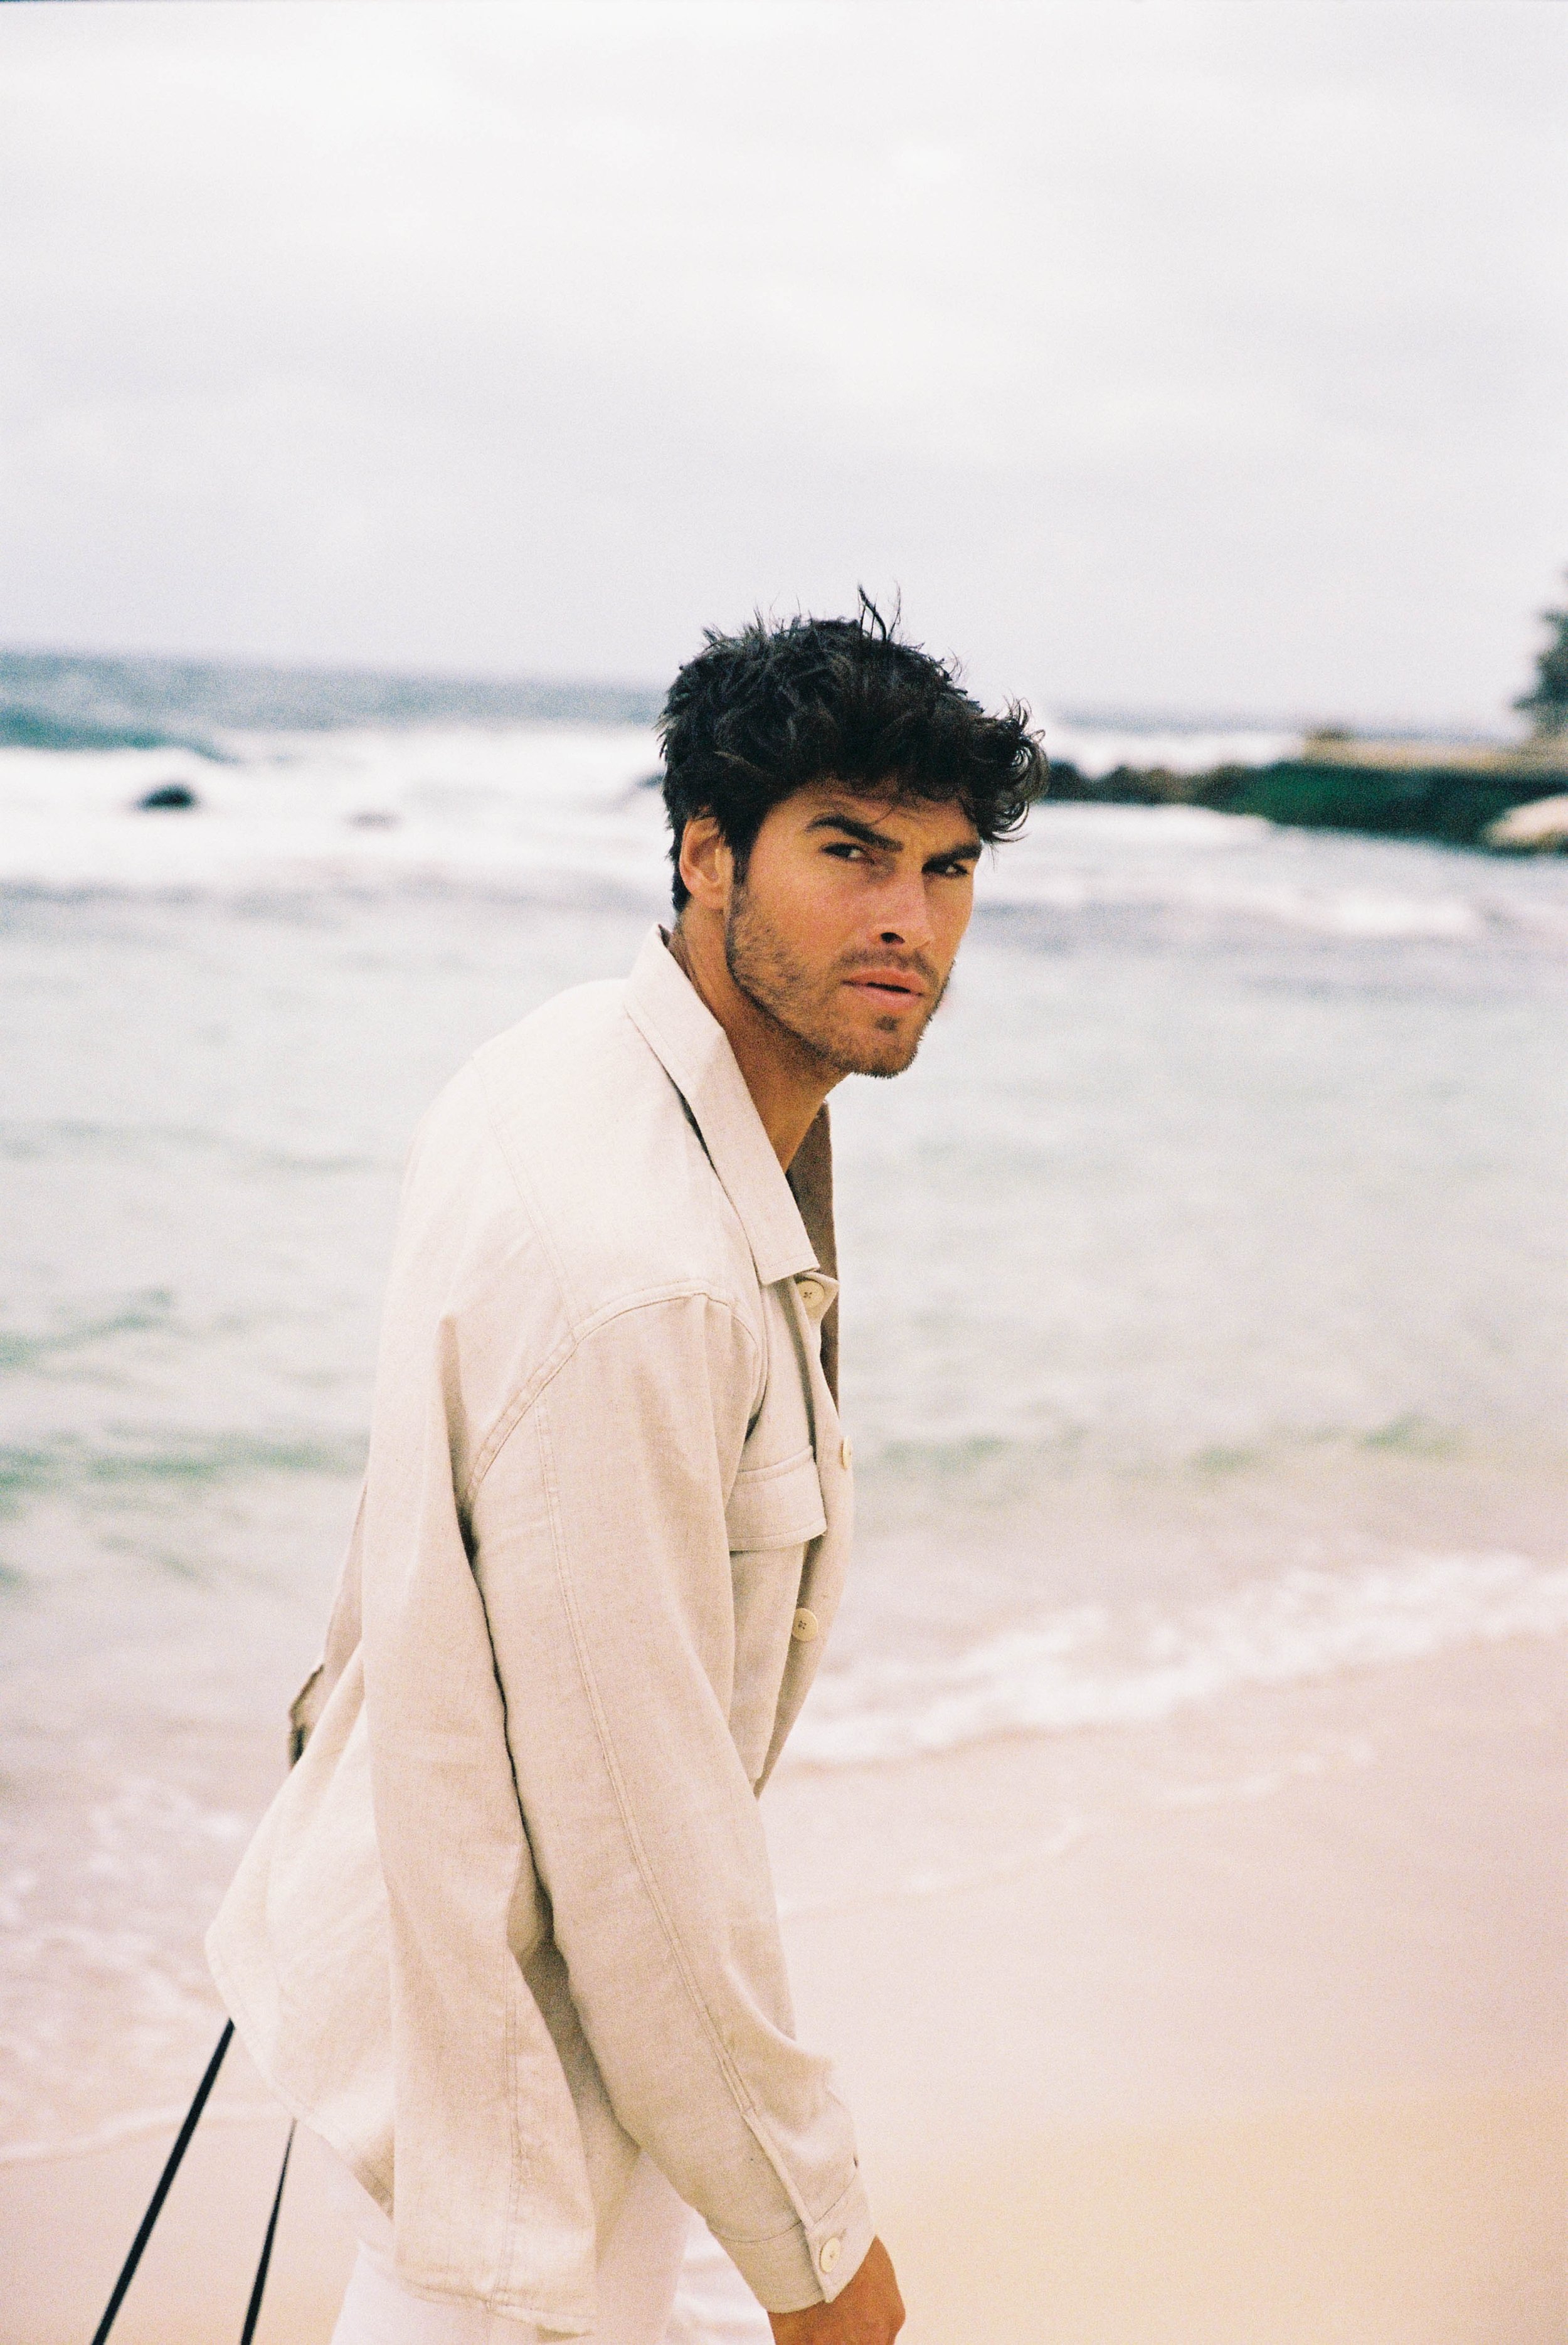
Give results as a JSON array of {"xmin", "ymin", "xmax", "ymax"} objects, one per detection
[{"xmin": 1482, "ymin": 794, "xmax": 1568, "ymax": 852}]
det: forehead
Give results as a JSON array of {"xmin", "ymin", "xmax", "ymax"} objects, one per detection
[{"xmin": 783, "ymin": 779, "xmax": 980, "ymax": 848}]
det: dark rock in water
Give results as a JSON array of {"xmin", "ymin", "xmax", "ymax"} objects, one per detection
[
  {"xmin": 135, "ymin": 782, "xmax": 199, "ymax": 811},
  {"xmin": 348, "ymin": 809, "xmax": 400, "ymax": 829},
  {"xmin": 1041, "ymin": 758, "xmax": 1192, "ymax": 807}
]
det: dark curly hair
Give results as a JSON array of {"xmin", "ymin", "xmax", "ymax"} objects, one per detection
[{"xmin": 658, "ymin": 593, "xmax": 1047, "ymax": 911}]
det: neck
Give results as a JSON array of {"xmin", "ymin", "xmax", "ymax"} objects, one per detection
[{"xmin": 666, "ymin": 913, "xmax": 841, "ymax": 1169}]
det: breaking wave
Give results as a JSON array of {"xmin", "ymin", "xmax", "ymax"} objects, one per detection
[{"xmin": 790, "ymin": 1550, "xmax": 1568, "ymax": 1766}]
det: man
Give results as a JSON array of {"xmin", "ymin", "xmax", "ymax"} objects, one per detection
[{"xmin": 208, "ymin": 601, "xmax": 1045, "ymax": 2343}]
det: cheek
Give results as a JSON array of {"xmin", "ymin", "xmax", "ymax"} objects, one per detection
[{"xmin": 936, "ymin": 892, "xmax": 975, "ymax": 959}]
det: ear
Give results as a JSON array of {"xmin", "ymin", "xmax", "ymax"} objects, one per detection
[{"xmin": 677, "ymin": 813, "xmax": 734, "ymax": 913}]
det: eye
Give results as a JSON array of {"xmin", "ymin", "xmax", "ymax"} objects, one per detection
[{"xmin": 822, "ymin": 841, "xmax": 869, "ymax": 861}]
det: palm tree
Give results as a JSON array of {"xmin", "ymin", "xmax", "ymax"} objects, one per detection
[{"xmin": 1514, "ymin": 580, "xmax": 1568, "ymax": 736}]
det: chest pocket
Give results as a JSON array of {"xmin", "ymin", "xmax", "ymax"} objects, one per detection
[{"xmin": 724, "ymin": 1447, "xmax": 826, "ymax": 1553}]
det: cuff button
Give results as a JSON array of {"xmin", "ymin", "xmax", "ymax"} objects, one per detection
[{"xmin": 819, "ymin": 2236, "xmax": 842, "ymax": 2273}]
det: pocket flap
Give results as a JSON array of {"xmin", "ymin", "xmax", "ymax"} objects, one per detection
[{"xmin": 725, "ymin": 1450, "xmax": 827, "ymax": 1551}]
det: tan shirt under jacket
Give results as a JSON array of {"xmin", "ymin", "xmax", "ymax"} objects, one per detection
[{"xmin": 206, "ymin": 927, "xmax": 871, "ymax": 2336}]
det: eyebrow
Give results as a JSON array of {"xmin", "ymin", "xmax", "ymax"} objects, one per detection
[{"xmin": 804, "ymin": 812, "xmax": 983, "ymax": 863}]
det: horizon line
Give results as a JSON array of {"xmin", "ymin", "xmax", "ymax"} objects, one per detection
[{"xmin": 0, "ymin": 640, "xmax": 1517, "ymax": 745}]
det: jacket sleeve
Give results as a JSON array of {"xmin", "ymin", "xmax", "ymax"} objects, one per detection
[{"xmin": 467, "ymin": 1289, "xmax": 872, "ymax": 2313}]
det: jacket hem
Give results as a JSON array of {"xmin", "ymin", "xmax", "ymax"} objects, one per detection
[{"xmin": 204, "ymin": 1932, "xmax": 596, "ymax": 2335}]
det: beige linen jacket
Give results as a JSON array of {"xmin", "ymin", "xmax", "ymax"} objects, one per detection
[{"xmin": 206, "ymin": 927, "xmax": 871, "ymax": 2335}]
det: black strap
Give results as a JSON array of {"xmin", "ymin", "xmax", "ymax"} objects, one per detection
[
  {"xmin": 90, "ymin": 2021, "xmax": 233, "ymax": 2345},
  {"xmin": 88, "ymin": 2021, "xmax": 295, "ymax": 2345},
  {"xmin": 238, "ymin": 2122, "xmax": 295, "ymax": 2345}
]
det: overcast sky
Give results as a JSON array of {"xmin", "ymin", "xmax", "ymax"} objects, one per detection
[{"xmin": 2, "ymin": 1, "xmax": 1564, "ymax": 727}]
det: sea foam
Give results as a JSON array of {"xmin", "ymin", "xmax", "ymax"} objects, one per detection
[
  {"xmin": 6, "ymin": 720, "xmax": 1561, "ymax": 946},
  {"xmin": 788, "ymin": 1550, "xmax": 1568, "ymax": 1767}
]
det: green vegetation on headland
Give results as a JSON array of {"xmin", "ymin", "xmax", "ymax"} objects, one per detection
[
  {"xmin": 1050, "ymin": 584, "xmax": 1568, "ymax": 852},
  {"xmin": 1046, "ymin": 740, "xmax": 1568, "ymax": 851}
]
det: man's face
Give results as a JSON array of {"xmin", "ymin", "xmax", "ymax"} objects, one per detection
[{"xmin": 719, "ymin": 782, "xmax": 982, "ymax": 1078}]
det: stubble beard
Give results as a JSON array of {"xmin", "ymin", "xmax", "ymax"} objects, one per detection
[{"xmin": 723, "ymin": 883, "xmax": 944, "ymax": 1080}]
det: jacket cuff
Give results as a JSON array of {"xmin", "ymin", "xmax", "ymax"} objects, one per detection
[{"xmin": 714, "ymin": 2167, "xmax": 876, "ymax": 2314}]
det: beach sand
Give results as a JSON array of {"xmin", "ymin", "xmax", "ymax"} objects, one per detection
[
  {"xmin": 4, "ymin": 1637, "xmax": 1562, "ymax": 2343},
  {"xmin": 5, "ymin": 2086, "xmax": 1560, "ymax": 2345}
]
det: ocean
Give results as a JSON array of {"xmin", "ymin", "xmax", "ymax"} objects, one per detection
[{"xmin": 2, "ymin": 657, "xmax": 1565, "ymax": 2162}]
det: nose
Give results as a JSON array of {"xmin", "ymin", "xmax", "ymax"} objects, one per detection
[{"xmin": 874, "ymin": 867, "xmax": 935, "ymax": 950}]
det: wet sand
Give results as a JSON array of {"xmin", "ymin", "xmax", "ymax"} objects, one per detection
[
  {"xmin": 0, "ymin": 2108, "xmax": 352, "ymax": 2345},
  {"xmin": 4, "ymin": 1638, "xmax": 1563, "ymax": 2342},
  {"xmin": 5, "ymin": 2087, "xmax": 1561, "ymax": 2345}
]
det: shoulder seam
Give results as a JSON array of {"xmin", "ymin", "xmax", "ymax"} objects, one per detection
[{"xmin": 463, "ymin": 1285, "xmax": 763, "ymax": 1513}]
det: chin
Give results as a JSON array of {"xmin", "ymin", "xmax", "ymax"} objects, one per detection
[{"xmin": 830, "ymin": 1024, "xmax": 924, "ymax": 1080}]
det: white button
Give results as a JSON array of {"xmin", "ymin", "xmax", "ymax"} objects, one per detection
[
  {"xmin": 797, "ymin": 1279, "xmax": 825, "ymax": 1314},
  {"xmin": 791, "ymin": 1607, "xmax": 819, "ymax": 1642},
  {"xmin": 819, "ymin": 2236, "xmax": 842, "ymax": 2273},
  {"xmin": 839, "ymin": 1435, "xmax": 853, "ymax": 1469}
]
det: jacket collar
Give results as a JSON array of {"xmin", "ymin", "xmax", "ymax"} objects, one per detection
[{"xmin": 623, "ymin": 925, "xmax": 832, "ymax": 1291}]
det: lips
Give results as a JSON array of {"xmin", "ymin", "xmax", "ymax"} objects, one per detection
[{"xmin": 844, "ymin": 974, "xmax": 923, "ymax": 1002}]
